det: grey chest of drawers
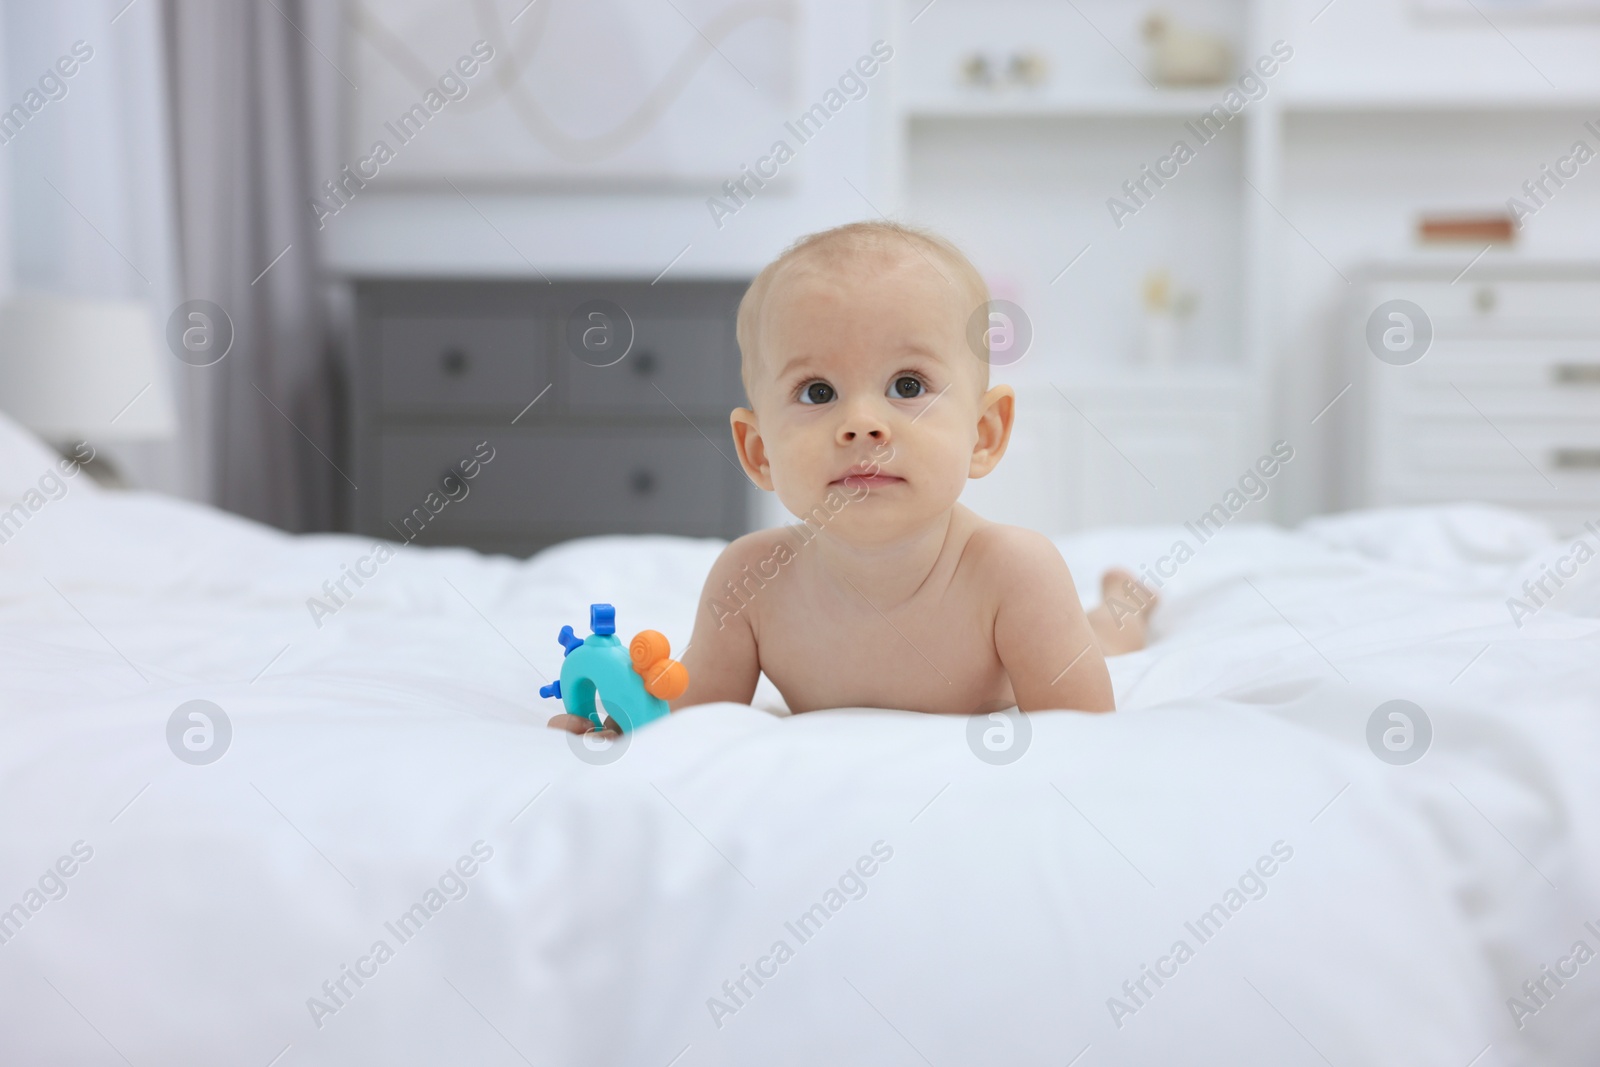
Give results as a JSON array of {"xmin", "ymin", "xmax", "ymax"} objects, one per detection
[
  {"xmin": 353, "ymin": 280, "xmax": 751, "ymax": 556},
  {"xmin": 1342, "ymin": 263, "xmax": 1600, "ymax": 535}
]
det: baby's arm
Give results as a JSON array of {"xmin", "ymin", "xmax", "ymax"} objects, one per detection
[
  {"xmin": 670, "ymin": 535, "xmax": 768, "ymax": 711},
  {"xmin": 979, "ymin": 526, "xmax": 1115, "ymax": 713}
]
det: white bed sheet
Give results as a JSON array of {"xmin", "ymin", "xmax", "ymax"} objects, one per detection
[{"xmin": 1, "ymin": 453, "xmax": 1597, "ymax": 1064}]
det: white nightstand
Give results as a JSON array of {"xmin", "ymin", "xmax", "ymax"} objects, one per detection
[{"xmin": 1342, "ymin": 263, "xmax": 1600, "ymax": 535}]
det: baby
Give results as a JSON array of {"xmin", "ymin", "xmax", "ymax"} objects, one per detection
[{"xmin": 552, "ymin": 221, "xmax": 1152, "ymax": 731}]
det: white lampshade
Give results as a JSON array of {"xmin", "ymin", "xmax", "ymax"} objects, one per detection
[{"xmin": 0, "ymin": 293, "xmax": 176, "ymax": 442}]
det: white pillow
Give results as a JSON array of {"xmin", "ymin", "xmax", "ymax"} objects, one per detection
[{"xmin": 0, "ymin": 407, "xmax": 100, "ymax": 501}]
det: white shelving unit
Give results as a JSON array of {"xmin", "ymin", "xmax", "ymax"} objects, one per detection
[
  {"xmin": 886, "ymin": 0, "xmax": 1276, "ymax": 533},
  {"xmin": 886, "ymin": 0, "xmax": 1600, "ymax": 532}
]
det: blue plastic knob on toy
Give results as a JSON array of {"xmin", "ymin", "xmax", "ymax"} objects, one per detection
[{"xmin": 539, "ymin": 603, "xmax": 688, "ymax": 733}]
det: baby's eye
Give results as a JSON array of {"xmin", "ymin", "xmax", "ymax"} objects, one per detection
[
  {"xmin": 799, "ymin": 381, "xmax": 836, "ymax": 405},
  {"xmin": 889, "ymin": 375, "xmax": 925, "ymax": 399}
]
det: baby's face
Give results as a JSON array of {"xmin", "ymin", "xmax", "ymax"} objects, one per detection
[{"xmin": 734, "ymin": 252, "xmax": 1010, "ymax": 543}]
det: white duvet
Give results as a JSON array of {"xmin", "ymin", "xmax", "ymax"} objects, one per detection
[{"xmin": 1, "ymin": 420, "xmax": 1598, "ymax": 1066}]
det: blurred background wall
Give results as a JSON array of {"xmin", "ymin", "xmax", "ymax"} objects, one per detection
[{"xmin": 1, "ymin": 0, "xmax": 1598, "ymax": 547}]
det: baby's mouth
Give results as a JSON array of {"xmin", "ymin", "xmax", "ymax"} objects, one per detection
[{"xmin": 832, "ymin": 464, "xmax": 904, "ymax": 488}]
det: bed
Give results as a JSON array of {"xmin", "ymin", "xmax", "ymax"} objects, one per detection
[{"xmin": 1, "ymin": 413, "xmax": 1597, "ymax": 1066}]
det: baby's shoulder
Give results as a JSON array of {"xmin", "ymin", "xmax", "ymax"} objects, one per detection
[
  {"xmin": 708, "ymin": 526, "xmax": 810, "ymax": 579},
  {"xmin": 959, "ymin": 521, "xmax": 1070, "ymax": 585}
]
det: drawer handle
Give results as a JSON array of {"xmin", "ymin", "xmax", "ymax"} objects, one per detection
[
  {"xmin": 1552, "ymin": 448, "xmax": 1600, "ymax": 470},
  {"xmin": 629, "ymin": 468, "xmax": 656, "ymax": 496},
  {"xmin": 1553, "ymin": 363, "xmax": 1600, "ymax": 385},
  {"xmin": 440, "ymin": 348, "xmax": 469, "ymax": 377},
  {"xmin": 631, "ymin": 350, "xmax": 658, "ymax": 377}
]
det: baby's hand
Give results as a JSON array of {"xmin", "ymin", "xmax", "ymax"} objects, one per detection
[{"xmin": 545, "ymin": 713, "xmax": 621, "ymax": 738}]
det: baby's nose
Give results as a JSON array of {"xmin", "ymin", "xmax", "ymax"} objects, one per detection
[{"xmin": 836, "ymin": 403, "xmax": 889, "ymax": 443}]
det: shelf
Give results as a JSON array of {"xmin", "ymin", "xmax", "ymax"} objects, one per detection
[
  {"xmin": 1283, "ymin": 92, "xmax": 1600, "ymax": 113},
  {"xmin": 907, "ymin": 91, "xmax": 1600, "ymax": 120},
  {"xmin": 904, "ymin": 89, "xmax": 1247, "ymax": 120}
]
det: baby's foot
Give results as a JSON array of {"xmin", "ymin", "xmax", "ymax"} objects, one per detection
[{"xmin": 1090, "ymin": 568, "xmax": 1159, "ymax": 655}]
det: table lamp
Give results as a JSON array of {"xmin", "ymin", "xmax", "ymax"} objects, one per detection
[{"xmin": 0, "ymin": 294, "xmax": 176, "ymax": 483}]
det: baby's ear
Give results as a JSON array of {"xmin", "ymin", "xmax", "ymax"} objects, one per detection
[
  {"xmin": 969, "ymin": 385, "xmax": 1015, "ymax": 478},
  {"xmin": 730, "ymin": 408, "xmax": 776, "ymax": 491}
]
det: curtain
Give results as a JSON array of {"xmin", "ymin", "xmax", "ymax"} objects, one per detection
[{"xmin": 163, "ymin": 0, "xmax": 342, "ymax": 532}]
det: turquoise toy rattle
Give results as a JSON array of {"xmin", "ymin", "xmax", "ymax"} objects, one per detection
[{"xmin": 539, "ymin": 604, "xmax": 688, "ymax": 733}]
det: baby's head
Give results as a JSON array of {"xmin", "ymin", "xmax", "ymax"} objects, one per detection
[{"xmin": 729, "ymin": 221, "xmax": 1015, "ymax": 543}]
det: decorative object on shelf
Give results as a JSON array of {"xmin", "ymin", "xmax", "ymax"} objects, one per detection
[
  {"xmin": 957, "ymin": 51, "xmax": 1049, "ymax": 90},
  {"xmin": 1140, "ymin": 270, "xmax": 1197, "ymax": 368},
  {"xmin": 1416, "ymin": 213, "xmax": 1517, "ymax": 245},
  {"xmin": 959, "ymin": 52, "xmax": 996, "ymax": 89},
  {"xmin": 539, "ymin": 603, "xmax": 687, "ymax": 733},
  {"xmin": 1006, "ymin": 52, "xmax": 1049, "ymax": 89},
  {"xmin": 1142, "ymin": 12, "xmax": 1232, "ymax": 87}
]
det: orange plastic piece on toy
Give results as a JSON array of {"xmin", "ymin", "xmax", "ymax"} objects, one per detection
[
  {"xmin": 643, "ymin": 659, "xmax": 688, "ymax": 700},
  {"xmin": 629, "ymin": 630, "xmax": 689, "ymax": 700},
  {"xmin": 629, "ymin": 631, "xmax": 669, "ymax": 670}
]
